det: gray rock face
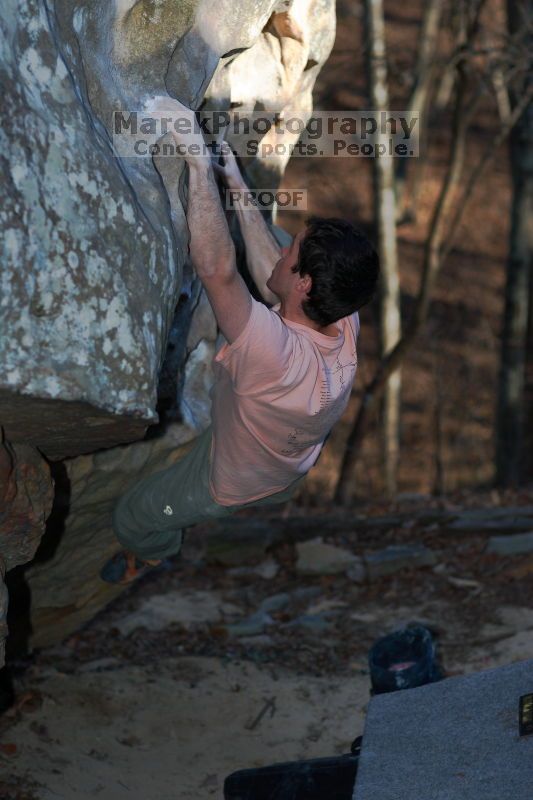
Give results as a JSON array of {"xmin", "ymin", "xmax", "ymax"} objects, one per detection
[
  {"xmin": 206, "ymin": 0, "xmax": 336, "ymax": 189},
  {"xmin": 1, "ymin": 0, "xmax": 336, "ymax": 660},
  {"xmin": 23, "ymin": 423, "xmax": 199, "ymax": 651},
  {"xmin": 353, "ymin": 660, "xmax": 533, "ymax": 800},
  {"xmin": 1, "ymin": 0, "xmax": 171, "ymax": 456},
  {"xmin": 0, "ymin": 440, "xmax": 54, "ymax": 664}
]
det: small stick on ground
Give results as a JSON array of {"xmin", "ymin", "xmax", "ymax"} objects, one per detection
[{"xmin": 245, "ymin": 696, "xmax": 277, "ymax": 731}]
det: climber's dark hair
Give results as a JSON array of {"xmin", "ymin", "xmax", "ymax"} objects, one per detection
[{"xmin": 292, "ymin": 216, "xmax": 380, "ymax": 326}]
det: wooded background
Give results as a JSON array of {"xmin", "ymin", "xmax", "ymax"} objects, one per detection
[{"xmin": 278, "ymin": 0, "xmax": 532, "ymax": 504}]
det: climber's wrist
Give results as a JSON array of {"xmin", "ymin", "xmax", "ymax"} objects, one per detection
[
  {"xmin": 186, "ymin": 154, "xmax": 212, "ymax": 174},
  {"xmin": 226, "ymin": 174, "xmax": 247, "ymax": 192}
]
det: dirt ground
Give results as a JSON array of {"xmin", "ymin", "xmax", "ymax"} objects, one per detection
[{"xmin": 2, "ymin": 490, "xmax": 533, "ymax": 799}]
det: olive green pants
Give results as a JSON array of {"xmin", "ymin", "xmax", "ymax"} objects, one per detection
[{"xmin": 112, "ymin": 424, "xmax": 306, "ymax": 561}]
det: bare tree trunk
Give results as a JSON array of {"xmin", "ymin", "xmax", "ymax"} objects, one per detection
[
  {"xmin": 496, "ymin": 0, "xmax": 532, "ymax": 486},
  {"xmin": 490, "ymin": 64, "xmax": 512, "ymax": 125},
  {"xmin": 365, "ymin": 0, "xmax": 401, "ymax": 497},
  {"xmin": 396, "ymin": 0, "xmax": 446, "ymax": 221},
  {"xmin": 430, "ymin": 331, "xmax": 446, "ymax": 495},
  {"xmin": 435, "ymin": 64, "xmax": 456, "ymax": 110},
  {"xmin": 526, "ymin": 248, "xmax": 533, "ymax": 479}
]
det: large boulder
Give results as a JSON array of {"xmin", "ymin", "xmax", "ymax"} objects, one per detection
[
  {"xmin": 21, "ymin": 424, "xmax": 199, "ymax": 651},
  {"xmin": 1, "ymin": 0, "xmax": 170, "ymax": 458},
  {"xmin": 0, "ymin": 0, "xmax": 335, "ymax": 659}
]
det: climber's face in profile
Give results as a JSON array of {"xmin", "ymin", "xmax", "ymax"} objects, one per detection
[{"xmin": 266, "ymin": 228, "xmax": 308, "ymax": 301}]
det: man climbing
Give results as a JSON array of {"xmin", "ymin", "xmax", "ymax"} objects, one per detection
[{"xmin": 101, "ymin": 98, "xmax": 379, "ymax": 584}]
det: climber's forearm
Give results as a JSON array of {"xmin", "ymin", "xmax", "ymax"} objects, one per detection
[
  {"xmin": 234, "ymin": 206, "xmax": 281, "ymax": 305},
  {"xmin": 185, "ymin": 158, "xmax": 236, "ymax": 280},
  {"xmin": 226, "ymin": 175, "xmax": 281, "ymax": 305}
]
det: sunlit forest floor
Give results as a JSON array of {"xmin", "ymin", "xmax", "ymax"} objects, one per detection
[{"xmin": 2, "ymin": 487, "xmax": 533, "ymax": 798}]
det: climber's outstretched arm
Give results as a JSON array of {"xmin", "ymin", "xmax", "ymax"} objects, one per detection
[
  {"xmin": 214, "ymin": 143, "xmax": 281, "ymax": 306},
  {"xmin": 144, "ymin": 96, "xmax": 251, "ymax": 345},
  {"xmin": 186, "ymin": 158, "xmax": 251, "ymax": 344}
]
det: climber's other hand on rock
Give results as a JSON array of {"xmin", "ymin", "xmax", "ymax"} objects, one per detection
[
  {"xmin": 212, "ymin": 141, "xmax": 245, "ymax": 190},
  {"xmin": 142, "ymin": 94, "xmax": 208, "ymax": 163}
]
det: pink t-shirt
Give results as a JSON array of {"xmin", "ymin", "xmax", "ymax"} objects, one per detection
[{"xmin": 208, "ymin": 297, "xmax": 360, "ymax": 506}]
